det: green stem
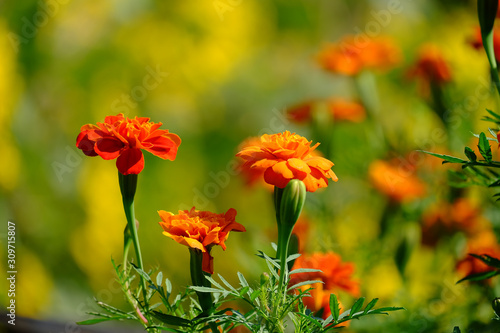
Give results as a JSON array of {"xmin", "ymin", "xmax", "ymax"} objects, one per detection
[
  {"xmin": 118, "ymin": 173, "xmax": 149, "ymax": 318},
  {"xmin": 189, "ymin": 248, "xmax": 213, "ymax": 314}
]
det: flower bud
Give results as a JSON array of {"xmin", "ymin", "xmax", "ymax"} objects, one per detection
[
  {"xmin": 492, "ymin": 297, "xmax": 500, "ymax": 317},
  {"xmin": 260, "ymin": 272, "xmax": 270, "ymax": 285},
  {"xmin": 478, "ymin": 0, "xmax": 498, "ymax": 38},
  {"xmin": 279, "ymin": 180, "xmax": 306, "ymax": 230}
]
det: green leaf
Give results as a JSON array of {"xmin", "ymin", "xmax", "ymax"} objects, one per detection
[
  {"xmin": 329, "ymin": 293, "xmax": 340, "ymax": 321},
  {"xmin": 289, "ymin": 268, "xmax": 323, "ymax": 275},
  {"xmin": 419, "ymin": 151, "xmax": 467, "ymax": 164},
  {"xmin": 190, "ymin": 286, "xmax": 223, "ymax": 293},
  {"xmin": 453, "ymin": 326, "xmax": 462, "ymax": 333},
  {"xmin": 130, "ymin": 264, "xmax": 153, "ymax": 283},
  {"xmin": 349, "ymin": 297, "xmax": 365, "ymax": 317},
  {"xmin": 469, "ymin": 253, "xmax": 500, "ymax": 269},
  {"xmin": 250, "ymin": 289, "xmax": 261, "ymax": 301},
  {"xmin": 151, "ymin": 311, "xmax": 192, "ymax": 327},
  {"xmin": 366, "ymin": 306, "xmax": 405, "ymax": 314},
  {"xmin": 464, "ymin": 147, "xmax": 477, "ymax": 162},
  {"xmin": 487, "ymin": 109, "xmax": 500, "ymax": 120},
  {"xmin": 363, "ymin": 298, "xmax": 379, "ymax": 314},
  {"xmin": 287, "ymin": 280, "xmax": 324, "ymax": 292},
  {"xmin": 237, "ymin": 272, "xmax": 249, "ymax": 288},
  {"xmin": 457, "ymin": 269, "xmax": 500, "ymax": 283},
  {"xmin": 478, "ymin": 132, "xmax": 493, "ymax": 162},
  {"xmin": 156, "ymin": 272, "xmax": 163, "ymax": 286},
  {"xmin": 77, "ymin": 317, "xmax": 124, "ymax": 325}
]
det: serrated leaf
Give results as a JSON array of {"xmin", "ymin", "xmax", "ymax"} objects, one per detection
[
  {"xmin": 190, "ymin": 286, "xmax": 223, "ymax": 293},
  {"xmin": 478, "ymin": 132, "xmax": 493, "ymax": 162},
  {"xmin": 237, "ymin": 272, "xmax": 249, "ymax": 288},
  {"xmin": 464, "ymin": 147, "xmax": 477, "ymax": 162},
  {"xmin": 364, "ymin": 298, "xmax": 379, "ymax": 313},
  {"xmin": 289, "ymin": 268, "xmax": 323, "ymax": 275},
  {"xmin": 349, "ymin": 297, "xmax": 365, "ymax": 317},
  {"xmin": 287, "ymin": 280, "xmax": 324, "ymax": 292},
  {"xmin": 419, "ymin": 151, "xmax": 467, "ymax": 164},
  {"xmin": 151, "ymin": 311, "xmax": 191, "ymax": 327},
  {"xmin": 130, "ymin": 264, "xmax": 153, "ymax": 283},
  {"xmin": 329, "ymin": 293, "xmax": 340, "ymax": 321},
  {"xmin": 239, "ymin": 286, "xmax": 250, "ymax": 297},
  {"xmin": 217, "ymin": 274, "xmax": 236, "ymax": 292}
]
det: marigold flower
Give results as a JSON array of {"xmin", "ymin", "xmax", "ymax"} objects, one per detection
[
  {"xmin": 369, "ymin": 159, "xmax": 426, "ymax": 203},
  {"xmin": 456, "ymin": 229, "xmax": 500, "ymax": 280},
  {"xmin": 76, "ymin": 113, "xmax": 181, "ymax": 175},
  {"xmin": 290, "ymin": 252, "xmax": 360, "ymax": 296},
  {"xmin": 287, "ymin": 99, "xmax": 366, "ymax": 124},
  {"xmin": 422, "ymin": 198, "xmax": 489, "ymax": 246},
  {"xmin": 236, "ymin": 131, "xmax": 338, "ymax": 192},
  {"xmin": 317, "ymin": 36, "xmax": 401, "ymax": 76},
  {"xmin": 158, "ymin": 207, "xmax": 245, "ymax": 274},
  {"xmin": 407, "ymin": 44, "xmax": 452, "ymax": 88}
]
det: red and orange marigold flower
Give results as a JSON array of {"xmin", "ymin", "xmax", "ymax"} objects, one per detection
[
  {"xmin": 290, "ymin": 252, "xmax": 360, "ymax": 296},
  {"xmin": 407, "ymin": 44, "xmax": 452, "ymax": 90},
  {"xmin": 158, "ymin": 207, "xmax": 246, "ymax": 274},
  {"xmin": 317, "ymin": 36, "xmax": 401, "ymax": 76},
  {"xmin": 456, "ymin": 229, "xmax": 500, "ymax": 281},
  {"xmin": 76, "ymin": 113, "xmax": 181, "ymax": 175},
  {"xmin": 236, "ymin": 131, "xmax": 338, "ymax": 192}
]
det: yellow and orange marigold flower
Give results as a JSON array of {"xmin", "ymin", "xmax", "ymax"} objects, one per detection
[
  {"xmin": 369, "ymin": 159, "xmax": 426, "ymax": 203},
  {"xmin": 287, "ymin": 99, "xmax": 366, "ymax": 124},
  {"xmin": 76, "ymin": 113, "xmax": 181, "ymax": 175},
  {"xmin": 317, "ymin": 36, "xmax": 401, "ymax": 76},
  {"xmin": 236, "ymin": 131, "xmax": 338, "ymax": 192},
  {"xmin": 158, "ymin": 207, "xmax": 245, "ymax": 274},
  {"xmin": 290, "ymin": 252, "xmax": 360, "ymax": 296},
  {"xmin": 406, "ymin": 44, "xmax": 452, "ymax": 94}
]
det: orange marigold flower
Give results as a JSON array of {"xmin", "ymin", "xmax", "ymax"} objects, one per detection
[
  {"xmin": 287, "ymin": 99, "xmax": 366, "ymax": 124},
  {"xmin": 369, "ymin": 159, "xmax": 426, "ymax": 203},
  {"xmin": 236, "ymin": 131, "xmax": 338, "ymax": 192},
  {"xmin": 290, "ymin": 252, "xmax": 360, "ymax": 296},
  {"xmin": 456, "ymin": 229, "xmax": 500, "ymax": 280},
  {"xmin": 317, "ymin": 36, "xmax": 401, "ymax": 76},
  {"xmin": 158, "ymin": 207, "xmax": 245, "ymax": 274},
  {"xmin": 407, "ymin": 44, "xmax": 452, "ymax": 90},
  {"xmin": 76, "ymin": 113, "xmax": 181, "ymax": 175},
  {"xmin": 422, "ymin": 198, "xmax": 489, "ymax": 246}
]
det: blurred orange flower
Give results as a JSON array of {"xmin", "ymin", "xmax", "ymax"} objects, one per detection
[
  {"xmin": 236, "ymin": 131, "xmax": 338, "ymax": 192},
  {"xmin": 407, "ymin": 44, "xmax": 452, "ymax": 91},
  {"xmin": 317, "ymin": 36, "xmax": 401, "ymax": 76},
  {"xmin": 76, "ymin": 113, "xmax": 181, "ymax": 175},
  {"xmin": 369, "ymin": 159, "xmax": 426, "ymax": 203},
  {"xmin": 456, "ymin": 229, "xmax": 500, "ymax": 280},
  {"xmin": 158, "ymin": 207, "xmax": 246, "ymax": 274},
  {"xmin": 422, "ymin": 198, "xmax": 489, "ymax": 246},
  {"xmin": 287, "ymin": 99, "xmax": 366, "ymax": 124},
  {"xmin": 290, "ymin": 252, "xmax": 360, "ymax": 296},
  {"xmin": 292, "ymin": 216, "xmax": 312, "ymax": 253}
]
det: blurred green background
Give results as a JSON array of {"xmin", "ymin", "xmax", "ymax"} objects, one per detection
[{"xmin": 2, "ymin": 0, "xmax": 500, "ymax": 331}]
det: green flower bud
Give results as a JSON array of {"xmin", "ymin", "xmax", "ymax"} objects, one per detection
[
  {"xmin": 279, "ymin": 179, "xmax": 306, "ymax": 230},
  {"xmin": 478, "ymin": 0, "xmax": 498, "ymax": 38},
  {"xmin": 260, "ymin": 272, "xmax": 270, "ymax": 285},
  {"xmin": 492, "ymin": 297, "xmax": 500, "ymax": 317}
]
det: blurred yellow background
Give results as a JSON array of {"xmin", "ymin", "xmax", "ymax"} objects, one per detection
[{"xmin": 2, "ymin": 0, "xmax": 500, "ymax": 332}]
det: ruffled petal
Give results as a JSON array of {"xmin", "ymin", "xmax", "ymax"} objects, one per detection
[
  {"xmin": 95, "ymin": 137, "xmax": 124, "ymax": 160},
  {"xmin": 116, "ymin": 148, "xmax": 144, "ymax": 175}
]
